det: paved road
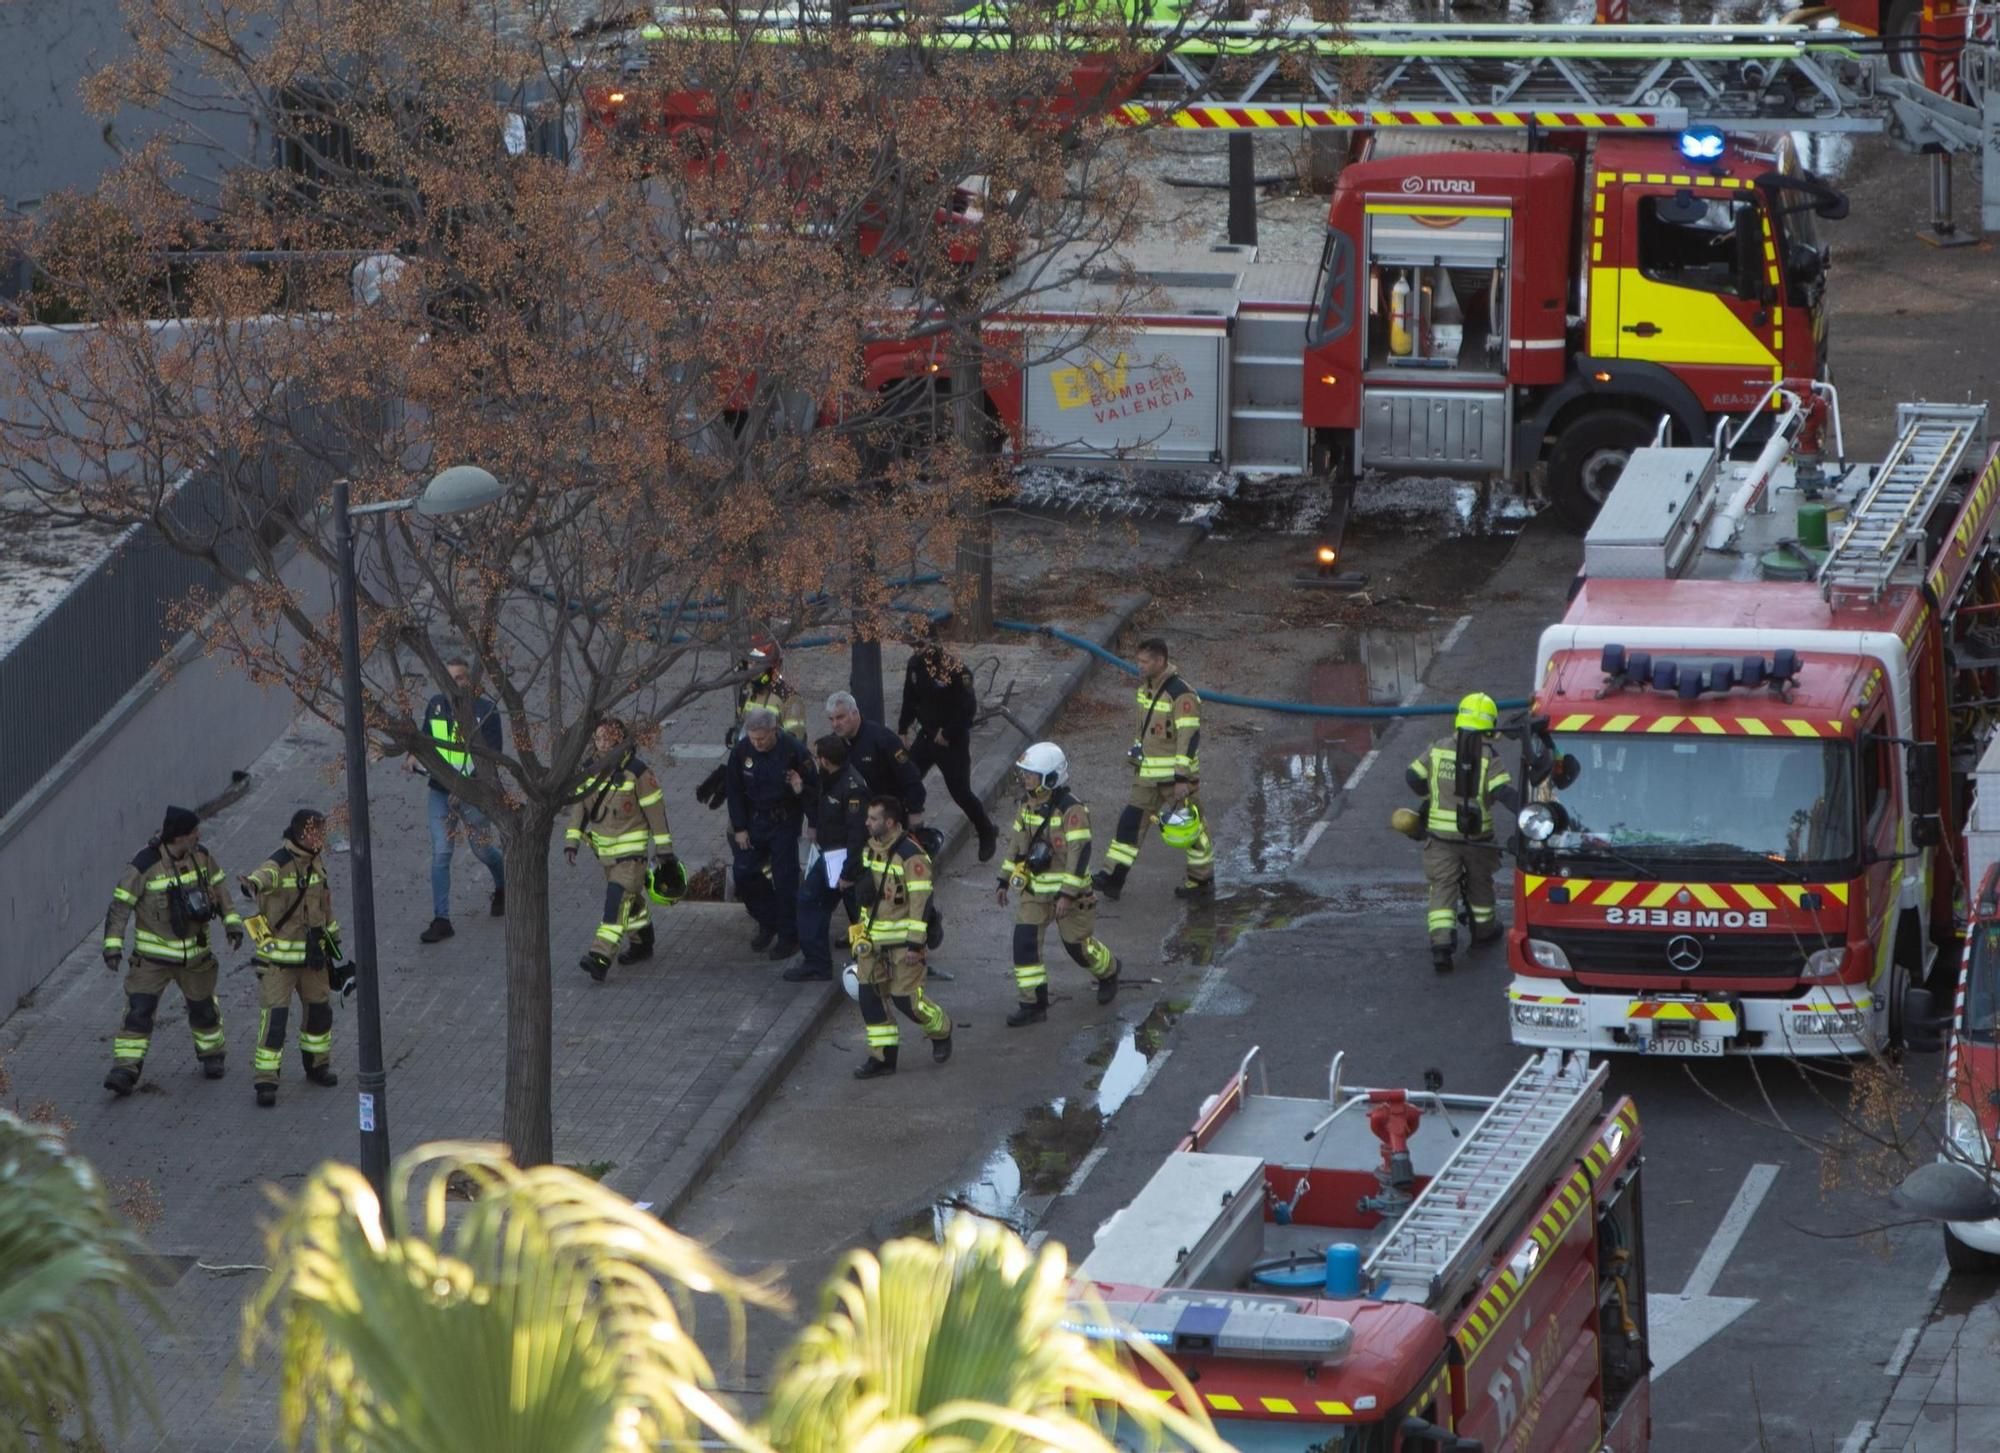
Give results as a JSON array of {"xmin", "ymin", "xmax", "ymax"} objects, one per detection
[{"xmin": 1033, "ymin": 520, "xmax": 1957, "ymax": 1453}]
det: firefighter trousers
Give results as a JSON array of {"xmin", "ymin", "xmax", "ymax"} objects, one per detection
[
  {"xmin": 855, "ymin": 942, "xmax": 950, "ymax": 1061},
  {"xmin": 1423, "ymin": 835, "xmax": 1501, "ymax": 948},
  {"xmin": 590, "ymin": 856, "xmax": 651, "ymax": 961},
  {"xmin": 112, "ymin": 953, "xmax": 224, "ymax": 1072},
  {"xmin": 1012, "ymin": 894, "xmax": 1115, "ymax": 1002},
  {"xmin": 1105, "ymin": 778, "xmax": 1213, "ymax": 884},
  {"xmin": 255, "ymin": 960, "xmax": 332, "ymax": 1085}
]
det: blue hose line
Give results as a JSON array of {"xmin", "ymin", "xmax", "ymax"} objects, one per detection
[{"xmin": 994, "ymin": 619, "xmax": 1530, "ymax": 720}]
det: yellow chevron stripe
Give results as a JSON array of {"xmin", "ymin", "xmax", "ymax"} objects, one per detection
[
  {"xmin": 1317, "ymin": 1401, "xmax": 1354, "ymax": 1417},
  {"xmin": 1555, "ymin": 713, "xmax": 1593, "ymax": 731},
  {"xmin": 1783, "ymin": 719, "xmax": 1820, "ymax": 737},
  {"xmin": 1687, "ymin": 883, "xmax": 1728, "ymax": 910},
  {"xmin": 1594, "ymin": 881, "xmax": 1638, "ymax": 906},
  {"xmin": 1262, "ymin": 1398, "xmax": 1297, "ymax": 1414},
  {"xmin": 1690, "ymin": 716, "xmax": 1726, "ymax": 735},
  {"xmin": 1645, "ymin": 715, "xmax": 1685, "ymax": 733},
  {"xmin": 1208, "ymin": 1394, "xmax": 1242, "ymax": 1412},
  {"xmin": 1824, "ymin": 882, "xmax": 1850, "ymax": 904},
  {"xmin": 1640, "ymin": 882, "xmax": 1681, "ymax": 909},
  {"xmin": 1735, "ymin": 884, "xmax": 1775, "ymax": 911},
  {"xmin": 1604, "ymin": 714, "xmax": 1640, "ymax": 732}
]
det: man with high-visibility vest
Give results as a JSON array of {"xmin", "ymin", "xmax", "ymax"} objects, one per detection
[
  {"xmin": 997, "ymin": 742, "xmax": 1119, "ymax": 1027},
  {"xmin": 1405, "ymin": 692, "xmax": 1520, "ymax": 972},
  {"xmin": 415, "ymin": 657, "xmax": 506, "ymax": 944},
  {"xmin": 1093, "ymin": 637, "xmax": 1214, "ymax": 901},
  {"xmin": 565, "ymin": 718, "xmax": 676, "ymax": 982},
  {"xmin": 101, "ymin": 806, "xmax": 243, "ymax": 1095},
  {"xmin": 851, "ymin": 795, "xmax": 952, "ymax": 1079},
  {"xmin": 239, "ymin": 808, "xmax": 345, "ymax": 1107}
]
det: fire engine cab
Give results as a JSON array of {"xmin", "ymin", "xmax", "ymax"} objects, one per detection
[
  {"xmin": 1070, "ymin": 1049, "xmax": 1649, "ymax": 1452},
  {"xmin": 1509, "ymin": 391, "xmax": 2000, "ymax": 1058}
]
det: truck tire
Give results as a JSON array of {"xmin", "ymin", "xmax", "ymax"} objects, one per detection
[
  {"xmin": 1884, "ymin": 0, "xmax": 1926, "ymax": 86},
  {"xmin": 1944, "ymin": 1222, "xmax": 2000, "ymax": 1276},
  {"xmin": 1548, "ymin": 412, "xmax": 1654, "ymax": 531}
]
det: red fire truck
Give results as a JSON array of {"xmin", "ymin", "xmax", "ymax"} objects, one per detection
[
  {"xmin": 1070, "ymin": 1048, "xmax": 1649, "ymax": 1452},
  {"xmin": 1506, "ymin": 391, "xmax": 2000, "ymax": 1058}
]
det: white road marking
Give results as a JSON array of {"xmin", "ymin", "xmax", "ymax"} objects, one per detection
[
  {"xmin": 1684, "ymin": 1163, "xmax": 1779, "ymax": 1298},
  {"xmin": 1436, "ymin": 613, "xmax": 1474, "ymax": 657},
  {"xmin": 1927, "ymin": 1257, "xmax": 1950, "ymax": 1295},
  {"xmin": 1645, "ymin": 1163, "xmax": 1779, "ymax": 1378},
  {"xmin": 1340, "ymin": 750, "xmax": 1380, "ymax": 793},
  {"xmin": 1292, "ymin": 819, "xmax": 1332, "ymax": 866},
  {"xmin": 1838, "ymin": 1420, "xmax": 1873, "ymax": 1453},
  {"xmin": 1886, "ymin": 1325, "xmax": 1920, "ymax": 1378},
  {"xmin": 1129, "ymin": 1045, "xmax": 1173, "ymax": 1101},
  {"xmin": 1061, "ymin": 1145, "xmax": 1110, "ymax": 1200}
]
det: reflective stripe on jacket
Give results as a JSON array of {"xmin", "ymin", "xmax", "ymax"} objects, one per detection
[
  {"xmin": 566, "ymin": 752, "xmax": 673, "ymax": 860},
  {"xmin": 1001, "ymin": 789, "xmax": 1094, "ymax": 898},
  {"xmin": 1133, "ymin": 669, "xmax": 1202, "ymax": 781},
  {"xmin": 860, "ymin": 833, "xmax": 931, "ymax": 946},
  {"xmin": 104, "ymin": 844, "xmax": 240, "ymax": 962},
  {"xmin": 244, "ymin": 838, "xmax": 340, "ymax": 966},
  {"xmin": 1407, "ymin": 735, "xmax": 1513, "ymax": 840}
]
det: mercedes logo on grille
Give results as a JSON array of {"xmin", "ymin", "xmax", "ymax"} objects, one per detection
[{"xmin": 1665, "ymin": 935, "xmax": 1705, "ymax": 972}]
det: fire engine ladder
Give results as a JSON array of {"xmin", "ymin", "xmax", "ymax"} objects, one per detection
[
  {"xmin": 1819, "ymin": 402, "xmax": 1991, "ymax": 602},
  {"xmin": 619, "ymin": 8, "xmax": 2000, "ymax": 223},
  {"xmin": 1364, "ymin": 1049, "xmax": 1608, "ymax": 1314}
]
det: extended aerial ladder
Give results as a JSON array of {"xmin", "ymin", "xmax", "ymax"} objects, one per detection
[
  {"xmin": 605, "ymin": 6, "xmax": 2000, "ymax": 229},
  {"xmin": 1363, "ymin": 1049, "xmax": 1608, "ymax": 1313}
]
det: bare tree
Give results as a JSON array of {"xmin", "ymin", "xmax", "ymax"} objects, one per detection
[{"xmin": 0, "ymin": 0, "xmax": 1250, "ymax": 1164}]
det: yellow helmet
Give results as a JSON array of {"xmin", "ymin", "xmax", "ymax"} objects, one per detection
[
  {"xmin": 1389, "ymin": 807, "xmax": 1423, "ymax": 840},
  {"xmin": 1455, "ymin": 692, "xmax": 1499, "ymax": 734}
]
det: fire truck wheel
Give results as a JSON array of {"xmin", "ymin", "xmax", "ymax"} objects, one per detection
[
  {"xmin": 1883, "ymin": 0, "xmax": 1925, "ymax": 86},
  {"xmin": 1548, "ymin": 412, "xmax": 1654, "ymax": 531},
  {"xmin": 1943, "ymin": 1222, "xmax": 2000, "ymax": 1275}
]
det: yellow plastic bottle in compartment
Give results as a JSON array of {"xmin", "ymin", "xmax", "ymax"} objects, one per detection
[{"xmin": 1389, "ymin": 272, "xmax": 1413, "ymax": 357}]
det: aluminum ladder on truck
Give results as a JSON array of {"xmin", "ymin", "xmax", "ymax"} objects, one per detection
[
  {"xmin": 1819, "ymin": 402, "xmax": 1990, "ymax": 603},
  {"xmin": 1364, "ymin": 1049, "xmax": 1607, "ymax": 1314}
]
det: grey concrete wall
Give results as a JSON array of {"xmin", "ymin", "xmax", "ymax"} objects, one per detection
[
  {"xmin": 0, "ymin": 546, "xmax": 329, "ymax": 1016},
  {"xmin": 0, "ymin": 0, "xmax": 250, "ymax": 213}
]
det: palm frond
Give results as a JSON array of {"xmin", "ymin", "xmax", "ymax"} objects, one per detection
[
  {"xmin": 0, "ymin": 1109, "xmax": 162, "ymax": 1453},
  {"xmin": 245, "ymin": 1140, "xmax": 787, "ymax": 1453},
  {"xmin": 760, "ymin": 1215, "xmax": 1232, "ymax": 1453}
]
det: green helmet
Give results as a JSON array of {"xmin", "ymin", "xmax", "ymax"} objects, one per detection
[
  {"xmin": 646, "ymin": 858, "xmax": 689, "ymax": 907},
  {"xmin": 1159, "ymin": 802, "xmax": 1204, "ymax": 848},
  {"xmin": 1455, "ymin": 692, "xmax": 1499, "ymax": 734}
]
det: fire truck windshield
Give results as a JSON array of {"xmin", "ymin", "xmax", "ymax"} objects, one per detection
[
  {"xmin": 1131, "ymin": 1418, "xmax": 1383, "ymax": 1453},
  {"xmin": 1547, "ymin": 734, "xmax": 1856, "ymax": 874},
  {"xmin": 1966, "ymin": 925, "xmax": 2000, "ymax": 1044}
]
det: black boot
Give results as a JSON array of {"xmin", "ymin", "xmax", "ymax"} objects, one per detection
[
  {"xmin": 580, "ymin": 952, "xmax": 611, "ymax": 982},
  {"xmin": 490, "ymin": 889, "xmax": 506, "ymax": 917},
  {"xmin": 255, "ymin": 1083, "xmax": 278, "ymax": 1108},
  {"xmin": 306, "ymin": 1063, "xmax": 340, "ymax": 1087},
  {"xmin": 1431, "ymin": 945, "xmax": 1455, "ymax": 974},
  {"xmin": 977, "ymin": 823, "xmax": 998, "ymax": 863},
  {"xmin": 1092, "ymin": 868, "xmax": 1125, "ymax": 902},
  {"xmin": 768, "ymin": 935, "xmax": 799, "ymax": 962},
  {"xmin": 933, "ymin": 1033, "xmax": 954, "ymax": 1064},
  {"xmin": 420, "ymin": 917, "xmax": 455, "ymax": 944},
  {"xmin": 749, "ymin": 924, "xmax": 778, "ymax": 953},
  {"xmin": 201, "ymin": 1055, "xmax": 226, "ymax": 1080},
  {"xmin": 1472, "ymin": 921, "xmax": 1504, "ymax": 947},
  {"xmin": 1096, "ymin": 958, "xmax": 1122, "ymax": 1005},
  {"xmin": 854, "ymin": 1048, "xmax": 898, "ymax": 1080},
  {"xmin": 619, "ymin": 926, "xmax": 655, "ymax": 965},
  {"xmin": 1007, "ymin": 987, "xmax": 1050, "ymax": 1028},
  {"xmin": 1174, "ymin": 877, "xmax": 1215, "ymax": 901},
  {"xmin": 103, "ymin": 1064, "xmax": 139, "ymax": 1097}
]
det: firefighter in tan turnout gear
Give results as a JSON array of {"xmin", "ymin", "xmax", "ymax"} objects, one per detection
[
  {"xmin": 566, "ymin": 718, "xmax": 676, "ymax": 982},
  {"xmin": 1405, "ymin": 692, "xmax": 1520, "ymax": 973},
  {"xmin": 239, "ymin": 809, "xmax": 345, "ymax": 1108},
  {"xmin": 1094, "ymin": 636, "xmax": 1214, "ymax": 901},
  {"xmin": 998, "ymin": 742, "xmax": 1120, "ymax": 1027},
  {"xmin": 851, "ymin": 795, "xmax": 952, "ymax": 1080},
  {"xmin": 101, "ymin": 805, "xmax": 244, "ymax": 1095}
]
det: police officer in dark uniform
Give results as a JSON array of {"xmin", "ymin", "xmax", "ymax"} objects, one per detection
[
  {"xmin": 726, "ymin": 705, "xmax": 817, "ymax": 959},
  {"xmin": 786, "ymin": 733, "xmax": 870, "ymax": 982},
  {"xmin": 826, "ymin": 690, "xmax": 926, "ymax": 829}
]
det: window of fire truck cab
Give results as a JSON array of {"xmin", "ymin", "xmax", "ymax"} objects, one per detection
[
  {"xmin": 1966, "ymin": 922, "xmax": 2000, "ymax": 1044},
  {"xmin": 1123, "ymin": 1417, "xmax": 1386, "ymax": 1453},
  {"xmin": 1636, "ymin": 194, "xmax": 1767, "ymax": 304},
  {"xmin": 1547, "ymin": 733, "xmax": 1857, "ymax": 870}
]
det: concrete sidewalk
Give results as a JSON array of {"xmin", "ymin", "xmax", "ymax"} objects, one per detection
[
  {"xmin": 0, "ymin": 575, "xmax": 1164, "ymax": 1449},
  {"xmin": 1868, "ymin": 1275, "xmax": 2000, "ymax": 1452}
]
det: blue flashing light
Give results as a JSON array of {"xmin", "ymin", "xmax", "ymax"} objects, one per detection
[
  {"xmin": 1059, "ymin": 1319, "xmax": 1172, "ymax": 1346},
  {"xmin": 1678, "ymin": 126, "xmax": 1726, "ymax": 164}
]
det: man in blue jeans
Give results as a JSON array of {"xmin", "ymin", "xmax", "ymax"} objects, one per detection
[
  {"xmin": 415, "ymin": 658, "xmax": 506, "ymax": 944},
  {"xmin": 786, "ymin": 733, "xmax": 869, "ymax": 982}
]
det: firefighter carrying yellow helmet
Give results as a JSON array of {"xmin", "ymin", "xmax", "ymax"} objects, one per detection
[{"xmin": 1404, "ymin": 692, "xmax": 1518, "ymax": 973}]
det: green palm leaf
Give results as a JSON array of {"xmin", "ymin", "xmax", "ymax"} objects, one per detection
[
  {"xmin": 761, "ymin": 1215, "xmax": 1232, "ymax": 1453},
  {"xmin": 0, "ymin": 1109, "xmax": 162, "ymax": 1452},
  {"xmin": 245, "ymin": 1141, "xmax": 786, "ymax": 1453}
]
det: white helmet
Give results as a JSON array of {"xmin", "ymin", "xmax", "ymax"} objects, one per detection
[
  {"xmin": 841, "ymin": 962, "xmax": 860, "ymax": 1002},
  {"xmin": 1015, "ymin": 741, "xmax": 1068, "ymax": 791}
]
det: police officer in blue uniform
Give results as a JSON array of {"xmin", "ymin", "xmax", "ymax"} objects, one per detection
[{"xmin": 726, "ymin": 706, "xmax": 817, "ymax": 959}]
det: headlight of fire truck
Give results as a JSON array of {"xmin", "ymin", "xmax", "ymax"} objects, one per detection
[
  {"xmin": 1802, "ymin": 945, "xmax": 1848, "ymax": 980},
  {"xmin": 1525, "ymin": 939, "xmax": 1572, "ymax": 972},
  {"xmin": 1946, "ymin": 1101, "xmax": 1994, "ymax": 1170}
]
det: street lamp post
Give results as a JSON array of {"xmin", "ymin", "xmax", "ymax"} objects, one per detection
[{"xmin": 332, "ymin": 466, "xmax": 505, "ymax": 1201}]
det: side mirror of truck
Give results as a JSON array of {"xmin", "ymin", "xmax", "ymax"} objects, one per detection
[
  {"xmin": 1401, "ymin": 1415, "xmax": 1484, "ymax": 1452},
  {"xmin": 1552, "ymin": 753, "xmax": 1581, "ymax": 790},
  {"xmin": 1903, "ymin": 987, "xmax": 1949, "ymax": 1054},
  {"xmin": 1656, "ymin": 189, "xmax": 1711, "ymax": 226},
  {"xmin": 1908, "ymin": 739, "xmax": 1941, "ymax": 818}
]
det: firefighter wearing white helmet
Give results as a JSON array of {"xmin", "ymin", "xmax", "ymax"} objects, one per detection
[
  {"xmin": 1404, "ymin": 692, "xmax": 1519, "ymax": 973},
  {"xmin": 996, "ymin": 742, "xmax": 1120, "ymax": 1026}
]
